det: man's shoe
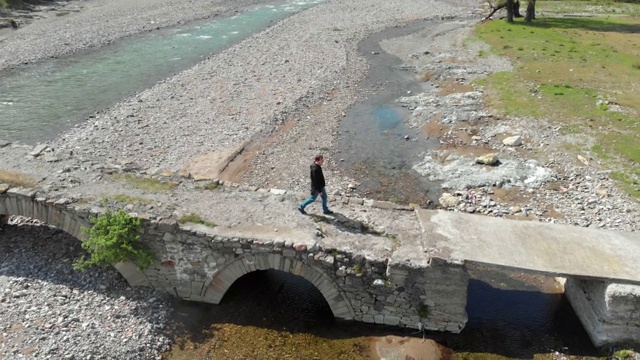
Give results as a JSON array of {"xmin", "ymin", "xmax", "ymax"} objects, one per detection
[
  {"xmin": 323, "ymin": 210, "xmax": 334, "ymax": 215},
  {"xmin": 297, "ymin": 207, "xmax": 307, "ymax": 215}
]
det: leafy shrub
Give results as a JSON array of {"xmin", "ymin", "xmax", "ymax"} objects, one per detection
[
  {"xmin": 74, "ymin": 209, "xmax": 154, "ymax": 270},
  {"xmin": 353, "ymin": 263, "xmax": 362, "ymax": 274}
]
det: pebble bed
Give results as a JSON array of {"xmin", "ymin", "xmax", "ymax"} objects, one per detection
[{"xmin": 0, "ymin": 218, "xmax": 173, "ymax": 360}]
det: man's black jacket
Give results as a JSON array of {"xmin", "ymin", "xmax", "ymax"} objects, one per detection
[{"xmin": 310, "ymin": 163, "xmax": 326, "ymax": 195}]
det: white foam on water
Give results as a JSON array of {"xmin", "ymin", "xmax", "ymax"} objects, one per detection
[{"xmin": 197, "ymin": 35, "xmax": 213, "ymax": 39}]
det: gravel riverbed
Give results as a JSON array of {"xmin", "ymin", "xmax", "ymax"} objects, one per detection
[{"xmin": 0, "ymin": 218, "xmax": 173, "ymax": 359}]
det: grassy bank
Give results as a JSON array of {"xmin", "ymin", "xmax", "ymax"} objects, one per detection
[{"xmin": 474, "ymin": 1, "xmax": 640, "ymax": 197}]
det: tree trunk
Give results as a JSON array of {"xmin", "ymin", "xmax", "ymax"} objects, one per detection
[
  {"xmin": 525, "ymin": 0, "xmax": 536, "ymax": 22},
  {"xmin": 506, "ymin": 0, "xmax": 514, "ymax": 23},
  {"xmin": 514, "ymin": 0, "xmax": 523, "ymax": 17}
]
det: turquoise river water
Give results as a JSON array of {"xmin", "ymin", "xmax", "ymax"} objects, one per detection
[{"xmin": 0, "ymin": 0, "xmax": 322, "ymax": 143}]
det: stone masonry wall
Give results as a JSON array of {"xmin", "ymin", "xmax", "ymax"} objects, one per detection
[{"xmin": 140, "ymin": 219, "xmax": 469, "ymax": 332}]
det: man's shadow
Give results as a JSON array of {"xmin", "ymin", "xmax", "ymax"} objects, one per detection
[{"xmin": 308, "ymin": 212, "xmax": 384, "ymax": 236}]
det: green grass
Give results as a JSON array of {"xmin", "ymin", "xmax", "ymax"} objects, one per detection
[
  {"xmin": 353, "ymin": 263, "xmax": 363, "ymax": 274},
  {"xmin": 113, "ymin": 173, "xmax": 177, "ymax": 192},
  {"xmin": 200, "ymin": 181, "xmax": 219, "ymax": 190},
  {"xmin": 0, "ymin": 169, "xmax": 37, "ymax": 188},
  {"xmin": 418, "ymin": 304, "xmax": 429, "ymax": 318},
  {"xmin": 179, "ymin": 213, "xmax": 216, "ymax": 228},
  {"xmin": 102, "ymin": 194, "xmax": 153, "ymax": 205},
  {"xmin": 612, "ymin": 349, "xmax": 636, "ymax": 359},
  {"xmin": 475, "ymin": 14, "xmax": 640, "ymax": 197}
]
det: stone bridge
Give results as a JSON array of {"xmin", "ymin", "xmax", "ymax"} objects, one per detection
[{"xmin": 1, "ymin": 183, "xmax": 639, "ymax": 347}]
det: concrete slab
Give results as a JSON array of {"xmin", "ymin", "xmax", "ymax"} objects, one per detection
[
  {"xmin": 416, "ymin": 209, "xmax": 640, "ymax": 285},
  {"xmin": 178, "ymin": 145, "xmax": 244, "ymax": 181}
]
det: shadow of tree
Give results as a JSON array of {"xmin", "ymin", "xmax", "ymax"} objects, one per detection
[{"xmin": 525, "ymin": 17, "xmax": 640, "ymax": 34}]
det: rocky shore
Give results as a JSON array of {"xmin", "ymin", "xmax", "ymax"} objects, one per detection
[{"xmin": 1, "ymin": 0, "xmax": 639, "ymax": 357}]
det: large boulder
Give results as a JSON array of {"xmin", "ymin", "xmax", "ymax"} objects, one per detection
[{"xmin": 503, "ymin": 135, "xmax": 522, "ymax": 147}]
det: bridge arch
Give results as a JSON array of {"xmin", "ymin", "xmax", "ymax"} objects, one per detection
[
  {"xmin": 203, "ymin": 253, "xmax": 355, "ymax": 320},
  {"xmin": 0, "ymin": 188, "xmax": 150, "ymax": 287}
]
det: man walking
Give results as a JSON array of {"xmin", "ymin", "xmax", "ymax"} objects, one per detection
[{"xmin": 298, "ymin": 154, "xmax": 333, "ymax": 215}]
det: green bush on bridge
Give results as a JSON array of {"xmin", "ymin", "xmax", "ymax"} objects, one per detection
[{"xmin": 74, "ymin": 209, "xmax": 154, "ymax": 271}]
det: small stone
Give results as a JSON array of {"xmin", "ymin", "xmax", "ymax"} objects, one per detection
[
  {"xmin": 323, "ymin": 255, "xmax": 334, "ymax": 266},
  {"xmin": 475, "ymin": 153, "xmax": 499, "ymax": 165},
  {"xmin": 502, "ymin": 135, "xmax": 523, "ymax": 146},
  {"xmin": 44, "ymin": 156, "xmax": 60, "ymax": 163},
  {"xmin": 30, "ymin": 144, "xmax": 48, "ymax": 156}
]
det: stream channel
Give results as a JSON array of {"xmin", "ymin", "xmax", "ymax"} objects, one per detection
[
  {"xmin": 0, "ymin": 1, "xmax": 602, "ymax": 358},
  {"xmin": 0, "ymin": 0, "xmax": 323, "ymax": 143}
]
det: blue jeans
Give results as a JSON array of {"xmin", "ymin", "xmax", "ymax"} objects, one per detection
[{"xmin": 299, "ymin": 187, "xmax": 329, "ymax": 212}]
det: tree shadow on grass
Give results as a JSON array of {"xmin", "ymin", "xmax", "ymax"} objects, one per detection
[{"xmin": 525, "ymin": 17, "xmax": 640, "ymax": 34}]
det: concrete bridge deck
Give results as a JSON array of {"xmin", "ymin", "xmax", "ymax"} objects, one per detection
[{"xmin": 417, "ymin": 209, "xmax": 640, "ymax": 286}]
